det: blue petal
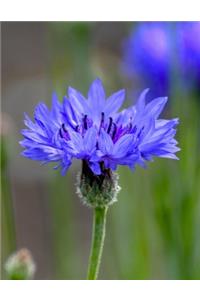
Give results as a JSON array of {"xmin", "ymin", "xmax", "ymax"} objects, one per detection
[
  {"xmin": 24, "ymin": 113, "xmax": 38, "ymax": 131},
  {"xmin": 88, "ymin": 78, "xmax": 106, "ymax": 115},
  {"xmin": 89, "ymin": 162, "xmax": 101, "ymax": 175},
  {"xmin": 51, "ymin": 92, "xmax": 63, "ymax": 125},
  {"xmin": 63, "ymin": 96, "xmax": 78, "ymax": 128},
  {"xmin": 21, "ymin": 129, "xmax": 48, "ymax": 143},
  {"xmin": 67, "ymin": 130, "xmax": 83, "ymax": 154},
  {"xmin": 136, "ymin": 88, "xmax": 149, "ymax": 111},
  {"xmin": 104, "ymin": 89, "xmax": 125, "ymax": 116},
  {"xmin": 61, "ymin": 156, "xmax": 72, "ymax": 175},
  {"xmin": 22, "ymin": 146, "xmax": 64, "ymax": 162},
  {"xmin": 113, "ymin": 134, "xmax": 135, "ymax": 158},
  {"xmin": 83, "ymin": 127, "xmax": 97, "ymax": 154},
  {"xmin": 145, "ymin": 96, "xmax": 168, "ymax": 119},
  {"xmin": 68, "ymin": 86, "xmax": 89, "ymax": 117},
  {"xmin": 98, "ymin": 129, "xmax": 113, "ymax": 154}
]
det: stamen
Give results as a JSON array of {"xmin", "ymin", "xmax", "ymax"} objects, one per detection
[
  {"xmin": 137, "ymin": 126, "xmax": 144, "ymax": 139},
  {"xmin": 62, "ymin": 123, "xmax": 67, "ymax": 132},
  {"xmin": 83, "ymin": 115, "xmax": 88, "ymax": 130},
  {"xmin": 111, "ymin": 123, "xmax": 117, "ymax": 139},
  {"xmin": 129, "ymin": 123, "xmax": 132, "ymax": 130},
  {"xmin": 101, "ymin": 112, "xmax": 105, "ymax": 125},
  {"xmin": 59, "ymin": 128, "xmax": 63, "ymax": 138},
  {"xmin": 132, "ymin": 125, "xmax": 137, "ymax": 134},
  {"xmin": 107, "ymin": 117, "xmax": 113, "ymax": 134}
]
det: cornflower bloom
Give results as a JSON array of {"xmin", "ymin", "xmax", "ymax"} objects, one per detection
[
  {"xmin": 122, "ymin": 22, "xmax": 172, "ymax": 96},
  {"xmin": 20, "ymin": 78, "xmax": 180, "ymax": 279},
  {"xmin": 177, "ymin": 22, "xmax": 200, "ymax": 91}
]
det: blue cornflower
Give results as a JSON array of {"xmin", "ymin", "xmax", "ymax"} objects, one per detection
[
  {"xmin": 177, "ymin": 22, "xmax": 200, "ymax": 89},
  {"xmin": 122, "ymin": 22, "xmax": 172, "ymax": 96},
  {"xmin": 20, "ymin": 79, "xmax": 180, "ymax": 176}
]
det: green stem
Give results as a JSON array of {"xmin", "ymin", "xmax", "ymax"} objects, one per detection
[{"xmin": 87, "ymin": 206, "xmax": 108, "ymax": 280}]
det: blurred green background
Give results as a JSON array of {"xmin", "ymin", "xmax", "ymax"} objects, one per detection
[{"xmin": 1, "ymin": 22, "xmax": 200, "ymax": 279}]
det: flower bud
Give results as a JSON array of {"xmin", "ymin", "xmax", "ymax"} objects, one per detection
[
  {"xmin": 4, "ymin": 248, "xmax": 36, "ymax": 280},
  {"xmin": 76, "ymin": 160, "xmax": 121, "ymax": 208}
]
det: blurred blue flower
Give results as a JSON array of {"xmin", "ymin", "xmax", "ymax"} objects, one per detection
[
  {"xmin": 177, "ymin": 22, "xmax": 200, "ymax": 89},
  {"xmin": 20, "ymin": 79, "xmax": 180, "ymax": 175},
  {"xmin": 122, "ymin": 22, "xmax": 172, "ymax": 96}
]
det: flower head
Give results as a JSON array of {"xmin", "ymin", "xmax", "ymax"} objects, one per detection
[
  {"xmin": 5, "ymin": 248, "xmax": 36, "ymax": 280},
  {"xmin": 20, "ymin": 79, "xmax": 180, "ymax": 176},
  {"xmin": 177, "ymin": 22, "xmax": 200, "ymax": 89},
  {"xmin": 122, "ymin": 23, "xmax": 172, "ymax": 96}
]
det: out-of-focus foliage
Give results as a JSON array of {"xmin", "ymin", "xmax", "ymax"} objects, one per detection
[{"xmin": 1, "ymin": 137, "xmax": 16, "ymax": 279}]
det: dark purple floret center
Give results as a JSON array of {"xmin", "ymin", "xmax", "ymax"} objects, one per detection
[{"xmin": 59, "ymin": 112, "xmax": 138, "ymax": 144}]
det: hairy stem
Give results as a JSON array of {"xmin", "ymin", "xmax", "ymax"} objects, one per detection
[{"xmin": 87, "ymin": 206, "xmax": 108, "ymax": 280}]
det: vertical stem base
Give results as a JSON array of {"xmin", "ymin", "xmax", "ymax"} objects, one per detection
[{"xmin": 87, "ymin": 206, "xmax": 107, "ymax": 280}]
